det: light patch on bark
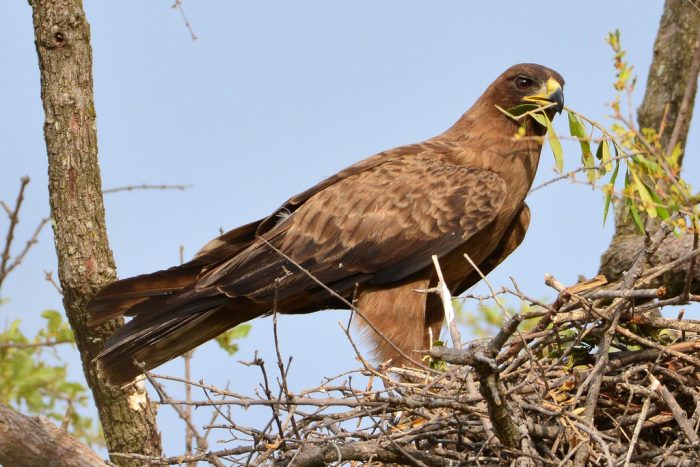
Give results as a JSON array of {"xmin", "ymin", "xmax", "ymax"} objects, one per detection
[{"xmin": 128, "ymin": 381, "xmax": 148, "ymax": 411}]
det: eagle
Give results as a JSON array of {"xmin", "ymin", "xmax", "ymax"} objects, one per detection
[{"xmin": 88, "ymin": 63, "xmax": 564, "ymax": 385}]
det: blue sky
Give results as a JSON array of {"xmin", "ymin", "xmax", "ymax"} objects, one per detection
[{"xmin": 2, "ymin": 0, "xmax": 698, "ymax": 457}]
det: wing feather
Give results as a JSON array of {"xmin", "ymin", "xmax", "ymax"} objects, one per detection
[{"xmin": 198, "ymin": 152, "xmax": 506, "ymax": 304}]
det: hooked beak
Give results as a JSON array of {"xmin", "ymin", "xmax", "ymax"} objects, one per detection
[{"xmin": 524, "ymin": 77, "xmax": 564, "ymax": 114}]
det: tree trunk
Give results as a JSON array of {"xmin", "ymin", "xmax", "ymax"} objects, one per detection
[
  {"xmin": 27, "ymin": 1, "xmax": 162, "ymax": 464},
  {"xmin": 599, "ymin": 0, "xmax": 700, "ymax": 291},
  {"xmin": 0, "ymin": 403, "xmax": 105, "ymax": 467}
]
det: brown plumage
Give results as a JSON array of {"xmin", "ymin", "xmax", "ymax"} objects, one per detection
[{"xmin": 88, "ymin": 63, "xmax": 564, "ymax": 385}]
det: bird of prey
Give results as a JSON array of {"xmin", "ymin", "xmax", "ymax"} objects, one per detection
[{"xmin": 88, "ymin": 63, "xmax": 564, "ymax": 385}]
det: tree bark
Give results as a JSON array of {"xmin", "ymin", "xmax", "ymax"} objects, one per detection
[
  {"xmin": 27, "ymin": 1, "xmax": 162, "ymax": 465},
  {"xmin": 599, "ymin": 0, "xmax": 700, "ymax": 290},
  {"xmin": 0, "ymin": 403, "xmax": 105, "ymax": 467}
]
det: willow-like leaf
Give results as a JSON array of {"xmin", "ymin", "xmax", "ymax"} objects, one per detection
[
  {"xmin": 568, "ymin": 112, "xmax": 595, "ymax": 181},
  {"xmin": 545, "ymin": 116, "xmax": 564, "ymax": 172},
  {"xmin": 596, "ymin": 139, "xmax": 613, "ymax": 174},
  {"xmin": 603, "ymin": 161, "xmax": 620, "ymax": 226},
  {"xmin": 625, "ymin": 170, "xmax": 645, "ymax": 234},
  {"xmin": 631, "ymin": 170, "xmax": 657, "ymax": 218}
]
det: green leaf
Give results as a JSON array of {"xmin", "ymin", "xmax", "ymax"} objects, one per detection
[
  {"xmin": 41, "ymin": 310, "xmax": 62, "ymax": 334},
  {"xmin": 567, "ymin": 112, "xmax": 595, "ymax": 181},
  {"xmin": 214, "ymin": 324, "xmax": 252, "ymax": 356},
  {"xmin": 507, "ymin": 103, "xmax": 541, "ymax": 116},
  {"xmin": 635, "ymin": 154, "xmax": 661, "ymax": 174},
  {"xmin": 530, "ymin": 112, "xmax": 547, "ymax": 127},
  {"xmin": 669, "ymin": 143, "xmax": 683, "ymax": 169},
  {"xmin": 0, "ymin": 318, "xmax": 97, "ymax": 446},
  {"xmin": 631, "ymin": 170, "xmax": 657, "ymax": 218},
  {"xmin": 625, "ymin": 171, "xmax": 645, "ymax": 234},
  {"xmin": 646, "ymin": 187, "xmax": 670, "ymax": 220},
  {"xmin": 545, "ymin": 117, "xmax": 564, "ymax": 172},
  {"xmin": 603, "ymin": 161, "xmax": 620, "ymax": 226},
  {"xmin": 596, "ymin": 139, "xmax": 613, "ymax": 175}
]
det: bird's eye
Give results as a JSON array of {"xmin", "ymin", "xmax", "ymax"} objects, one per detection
[{"xmin": 515, "ymin": 76, "xmax": 535, "ymax": 90}]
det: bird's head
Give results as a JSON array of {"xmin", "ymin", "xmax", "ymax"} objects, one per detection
[{"xmin": 487, "ymin": 63, "xmax": 565, "ymax": 119}]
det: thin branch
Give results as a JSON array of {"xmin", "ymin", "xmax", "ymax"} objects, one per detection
[
  {"xmin": 431, "ymin": 255, "xmax": 462, "ymax": 349},
  {"xmin": 43, "ymin": 270, "xmax": 63, "ymax": 295},
  {"xmin": 0, "ymin": 177, "xmax": 30, "ymax": 289},
  {"xmin": 0, "ymin": 339, "xmax": 72, "ymax": 350},
  {"xmin": 1, "ymin": 217, "xmax": 49, "ymax": 283},
  {"xmin": 681, "ymin": 219, "xmax": 699, "ymax": 302},
  {"xmin": 144, "ymin": 371, "xmax": 224, "ymax": 467},
  {"xmin": 649, "ymin": 373, "xmax": 699, "ymax": 444},
  {"xmin": 102, "ymin": 183, "xmax": 192, "ymax": 194},
  {"xmin": 171, "ymin": 0, "xmax": 197, "ymax": 41}
]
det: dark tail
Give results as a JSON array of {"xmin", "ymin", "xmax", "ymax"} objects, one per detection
[
  {"xmin": 87, "ymin": 266, "xmax": 201, "ymax": 326},
  {"xmin": 86, "ymin": 219, "xmax": 264, "ymax": 385},
  {"xmin": 95, "ymin": 296, "xmax": 261, "ymax": 385}
]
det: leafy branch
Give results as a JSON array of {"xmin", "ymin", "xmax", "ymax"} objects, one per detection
[{"xmin": 504, "ymin": 30, "xmax": 698, "ymax": 236}]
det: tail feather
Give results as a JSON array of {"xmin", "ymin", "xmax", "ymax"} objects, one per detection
[
  {"xmin": 87, "ymin": 267, "xmax": 199, "ymax": 325},
  {"xmin": 87, "ymin": 218, "xmax": 263, "ymax": 326},
  {"xmin": 96, "ymin": 298, "xmax": 262, "ymax": 386},
  {"xmin": 86, "ymin": 219, "xmax": 267, "ymax": 385}
]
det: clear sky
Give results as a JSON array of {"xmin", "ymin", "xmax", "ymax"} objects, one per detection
[{"xmin": 1, "ymin": 0, "xmax": 698, "ymax": 457}]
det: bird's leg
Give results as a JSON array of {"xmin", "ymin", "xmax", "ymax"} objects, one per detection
[
  {"xmin": 423, "ymin": 288, "xmax": 445, "ymax": 349},
  {"xmin": 353, "ymin": 277, "xmax": 432, "ymax": 368}
]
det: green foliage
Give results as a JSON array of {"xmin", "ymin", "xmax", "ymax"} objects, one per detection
[
  {"xmin": 214, "ymin": 324, "xmax": 252, "ymax": 355},
  {"xmin": 455, "ymin": 299, "xmax": 543, "ymax": 338},
  {"xmin": 607, "ymin": 29, "xmax": 635, "ymax": 91},
  {"xmin": 540, "ymin": 321, "xmax": 676, "ymax": 371},
  {"xmin": 563, "ymin": 31, "xmax": 696, "ymax": 234},
  {"xmin": 0, "ymin": 309, "xmax": 102, "ymax": 446},
  {"xmin": 423, "ymin": 340, "xmax": 448, "ymax": 371},
  {"xmin": 503, "ymin": 30, "xmax": 698, "ymax": 237}
]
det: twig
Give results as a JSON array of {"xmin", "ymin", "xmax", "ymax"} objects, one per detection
[
  {"xmin": 637, "ymin": 246, "xmax": 700, "ymax": 287},
  {"xmin": 43, "ymin": 270, "xmax": 63, "ymax": 295},
  {"xmin": 183, "ymin": 351, "xmax": 194, "ymax": 466},
  {"xmin": 110, "ymin": 447, "xmax": 260, "ymax": 465},
  {"xmin": 615, "ymin": 324, "xmax": 700, "ymax": 367},
  {"xmin": 0, "ymin": 201, "xmax": 11, "ymax": 218},
  {"xmin": 102, "ymin": 183, "xmax": 192, "ymax": 194},
  {"xmin": 649, "ymin": 373, "xmax": 699, "ymax": 444},
  {"xmin": 143, "ymin": 371, "xmax": 224, "ymax": 467},
  {"xmin": 584, "ymin": 288, "xmax": 665, "ymax": 300},
  {"xmin": 0, "ymin": 177, "xmax": 30, "ymax": 291},
  {"xmin": 0, "ymin": 339, "xmax": 72, "ymax": 350},
  {"xmin": 624, "ymin": 388, "xmax": 653, "ymax": 467},
  {"xmin": 3, "ymin": 217, "xmax": 49, "ymax": 290},
  {"xmin": 171, "ymin": 0, "xmax": 197, "ymax": 41},
  {"xmin": 529, "ymin": 153, "xmax": 635, "ymax": 193},
  {"xmin": 431, "ymin": 255, "xmax": 462, "ymax": 349},
  {"xmin": 681, "ymin": 220, "xmax": 699, "ymax": 302},
  {"xmin": 272, "ymin": 280, "xmax": 302, "ymax": 441}
]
